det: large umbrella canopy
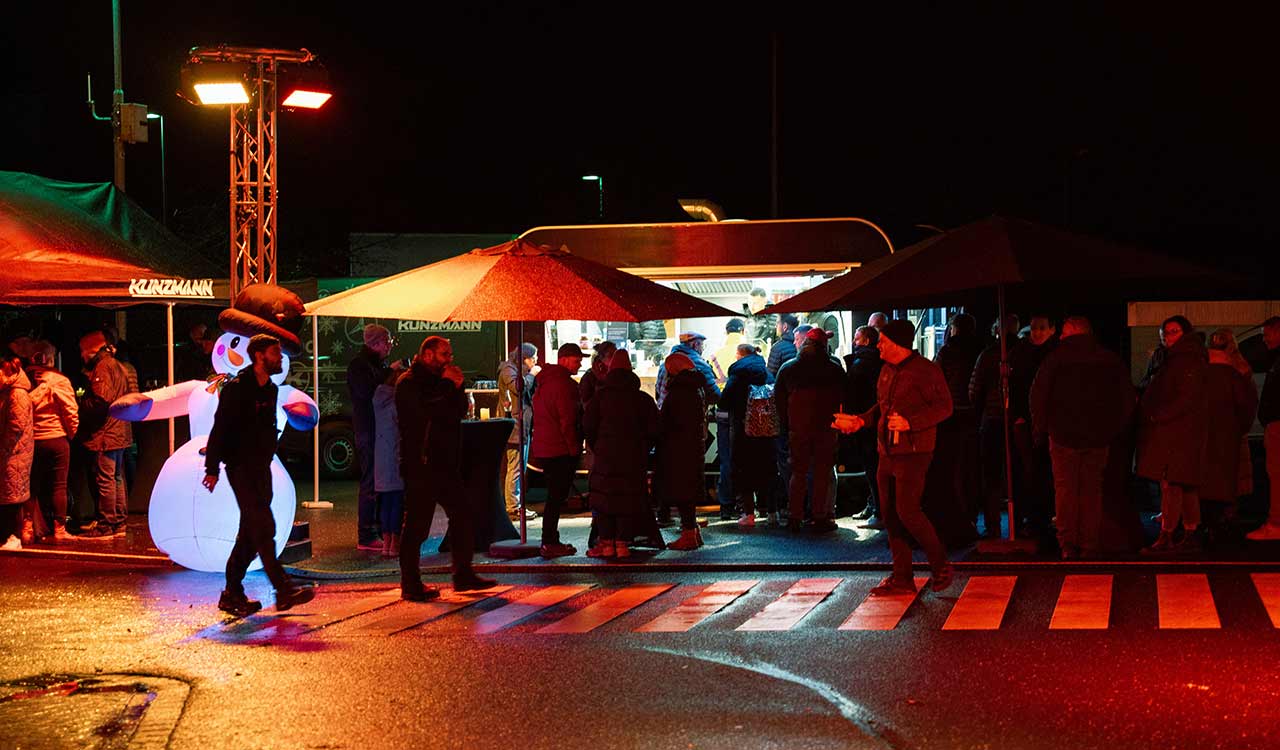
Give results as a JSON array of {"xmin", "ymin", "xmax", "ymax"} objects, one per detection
[
  {"xmin": 305, "ymin": 238, "xmax": 741, "ymax": 321},
  {"xmin": 767, "ymin": 216, "xmax": 1253, "ymax": 314},
  {"xmin": 0, "ymin": 171, "xmax": 222, "ymax": 305}
]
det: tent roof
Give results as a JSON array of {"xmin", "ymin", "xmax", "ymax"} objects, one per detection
[{"xmin": 0, "ymin": 171, "xmax": 222, "ymax": 306}]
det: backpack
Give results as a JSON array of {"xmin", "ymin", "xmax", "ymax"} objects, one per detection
[{"xmin": 745, "ymin": 383, "xmax": 780, "ymax": 438}]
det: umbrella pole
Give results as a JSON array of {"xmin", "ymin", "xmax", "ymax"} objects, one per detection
[
  {"xmin": 303, "ymin": 313, "xmax": 333, "ymax": 509},
  {"xmin": 978, "ymin": 284, "xmax": 1037, "ymax": 554},
  {"xmin": 166, "ymin": 302, "xmax": 175, "ymax": 456},
  {"xmin": 489, "ymin": 319, "xmax": 539, "ymax": 558}
]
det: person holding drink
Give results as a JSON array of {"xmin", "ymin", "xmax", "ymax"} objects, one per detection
[{"xmin": 832, "ymin": 319, "xmax": 954, "ymax": 596}]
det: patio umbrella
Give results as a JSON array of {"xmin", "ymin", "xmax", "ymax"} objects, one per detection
[
  {"xmin": 306, "ymin": 237, "xmax": 741, "ymax": 322},
  {"xmin": 767, "ymin": 216, "xmax": 1252, "ymax": 547},
  {"xmin": 306, "ymin": 238, "xmax": 742, "ymax": 555}
]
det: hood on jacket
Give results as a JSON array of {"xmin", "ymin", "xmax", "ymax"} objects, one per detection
[
  {"xmin": 1166, "ymin": 331, "xmax": 1208, "ymax": 360},
  {"xmin": 0, "ymin": 367, "xmax": 31, "ymax": 392},
  {"xmin": 603, "ymin": 367, "xmax": 641, "ymax": 390},
  {"xmin": 728, "ymin": 352, "xmax": 767, "ymax": 374},
  {"xmin": 664, "ymin": 351, "xmax": 695, "ymax": 375},
  {"xmin": 536, "ymin": 362, "xmax": 576, "ymax": 384}
]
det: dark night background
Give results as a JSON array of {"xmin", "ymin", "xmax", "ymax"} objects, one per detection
[{"xmin": 5, "ymin": 3, "xmax": 1277, "ymax": 283}]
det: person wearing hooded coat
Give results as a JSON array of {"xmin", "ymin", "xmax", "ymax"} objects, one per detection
[
  {"xmin": 1137, "ymin": 316, "xmax": 1210, "ymax": 553},
  {"xmin": 583, "ymin": 350, "xmax": 660, "ymax": 559},
  {"xmin": 1199, "ymin": 328, "xmax": 1258, "ymax": 537},
  {"xmin": 721, "ymin": 343, "xmax": 777, "ymax": 526},
  {"xmin": 655, "ymin": 352, "xmax": 709, "ymax": 550},
  {"xmin": 0, "ymin": 354, "xmax": 34, "ymax": 550}
]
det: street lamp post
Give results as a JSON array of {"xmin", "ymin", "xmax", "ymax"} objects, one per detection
[
  {"xmin": 146, "ymin": 112, "xmax": 167, "ymax": 226},
  {"xmin": 582, "ymin": 174, "xmax": 603, "ymax": 220}
]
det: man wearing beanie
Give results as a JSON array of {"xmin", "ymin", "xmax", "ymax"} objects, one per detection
[
  {"xmin": 348, "ymin": 323, "xmax": 402, "ymax": 550},
  {"xmin": 834, "ymin": 318, "xmax": 955, "ymax": 595}
]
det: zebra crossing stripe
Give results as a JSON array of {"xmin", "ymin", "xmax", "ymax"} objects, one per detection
[
  {"xmin": 1049, "ymin": 575, "xmax": 1112, "ymax": 630},
  {"xmin": 465, "ymin": 585, "xmax": 595, "ymax": 634},
  {"xmin": 1251, "ymin": 573, "xmax": 1280, "ymax": 628},
  {"xmin": 337, "ymin": 586, "xmax": 514, "ymax": 636},
  {"xmin": 1157, "ymin": 574, "xmax": 1220, "ymax": 629},
  {"xmin": 281, "ymin": 587, "xmax": 403, "ymax": 633},
  {"xmin": 942, "ymin": 576, "xmax": 1016, "ymax": 631},
  {"xmin": 838, "ymin": 577, "xmax": 930, "ymax": 631},
  {"xmin": 636, "ymin": 580, "xmax": 760, "ymax": 633},
  {"xmin": 736, "ymin": 578, "xmax": 842, "ymax": 631},
  {"xmin": 538, "ymin": 583, "xmax": 676, "ymax": 634}
]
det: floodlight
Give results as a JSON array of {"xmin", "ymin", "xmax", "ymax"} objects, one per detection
[
  {"xmin": 281, "ymin": 64, "xmax": 332, "ymax": 109},
  {"xmin": 181, "ymin": 61, "xmax": 250, "ymax": 105}
]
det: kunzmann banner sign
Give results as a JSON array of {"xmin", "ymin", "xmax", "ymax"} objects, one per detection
[{"xmin": 129, "ymin": 278, "xmax": 216, "ymax": 298}]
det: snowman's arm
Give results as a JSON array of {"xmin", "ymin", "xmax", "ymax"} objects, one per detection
[
  {"xmin": 282, "ymin": 388, "xmax": 320, "ymax": 431},
  {"xmin": 110, "ymin": 380, "xmax": 204, "ymax": 421}
]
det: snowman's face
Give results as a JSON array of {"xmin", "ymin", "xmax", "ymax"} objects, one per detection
[{"xmin": 212, "ymin": 332, "xmax": 290, "ymax": 384}]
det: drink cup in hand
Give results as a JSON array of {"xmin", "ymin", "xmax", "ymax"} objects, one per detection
[{"xmin": 443, "ymin": 365, "xmax": 465, "ymax": 387}]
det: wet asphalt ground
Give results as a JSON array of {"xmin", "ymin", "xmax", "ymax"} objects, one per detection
[{"xmin": 2, "ymin": 556, "xmax": 1279, "ymax": 749}]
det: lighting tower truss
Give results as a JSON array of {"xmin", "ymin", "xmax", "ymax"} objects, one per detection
[{"xmin": 186, "ymin": 46, "xmax": 315, "ymax": 298}]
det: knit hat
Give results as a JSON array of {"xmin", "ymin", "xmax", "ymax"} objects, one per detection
[
  {"xmin": 678, "ymin": 331, "xmax": 706, "ymax": 345},
  {"xmin": 881, "ymin": 319, "xmax": 916, "ymax": 349},
  {"xmin": 803, "ymin": 328, "xmax": 833, "ymax": 344},
  {"xmin": 664, "ymin": 351, "xmax": 695, "ymax": 374},
  {"xmin": 725, "ymin": 318, "xmax": 745, "ymax": 334},
  {"xmin": 608, "ymin": 349, "xmax": 633, "ymax": 371},
  {"xmin": 217, "ymin": 283, "xmax": 306, "ymax": 355}
]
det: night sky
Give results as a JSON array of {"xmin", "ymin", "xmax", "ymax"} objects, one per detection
[{"xmin": 6, "ymin": 3, "xmax": 1277, "ymax": 282}]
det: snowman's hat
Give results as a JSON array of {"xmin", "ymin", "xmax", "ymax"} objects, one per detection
[{"xmin": 217, "ymin": 283, "xmax": 306, "ymax": 355}]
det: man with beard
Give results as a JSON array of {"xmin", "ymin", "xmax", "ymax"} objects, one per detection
[
  {"xmin": 396, "ymin": 336, "xmax": 498, "ymax": 597},
  {"xmin": 204, "ymin": 335, "xmax": 314, "ymax": 617}
]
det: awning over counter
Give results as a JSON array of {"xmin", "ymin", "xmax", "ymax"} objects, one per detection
[{"xmin": 518, "ymin": 218, "xmax": 894, "ymax": 279}]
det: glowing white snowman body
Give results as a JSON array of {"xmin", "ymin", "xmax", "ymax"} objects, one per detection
[{"xmin": 113, "ymin": 332, "xmax": 317, "ymax": 572}]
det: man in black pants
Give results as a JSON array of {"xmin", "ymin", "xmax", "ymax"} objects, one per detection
[
  {"xmin": 396, "ymin": 336, "xmax": 497, "ymax": 600},
  {"xmin": 204, "ymin": 335, "xmax": 313, "ymax": 617}
]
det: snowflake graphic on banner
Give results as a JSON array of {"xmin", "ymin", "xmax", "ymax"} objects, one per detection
[
  {"xmin": 319, "ymin": 317, "xmax": 338, "ymax": 336},
  {"xmin": 319, "ymin": 390, "xmax": 343, "ymax": 416},
  {"xmin": 330, "ymin": 339, "xmax": 346, "ymax": 356}
]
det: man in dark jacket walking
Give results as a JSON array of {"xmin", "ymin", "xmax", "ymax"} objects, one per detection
[
  {"xmin": 348, "ymin": 324, "xmax": 401, "ymax": 550},
  {"xmin": 204, "ymin": 335, "xmax": 314, "ymax": 617},
  {"xmin": 395, "ymin": 336, "xmax": 496, "ymax": 599},
  {"xmin": 836, "ymin": 319, "xmax": 954, "ymax": 595},
  {"xmin": 844, "ymin": 326, "xmax": 884, "ymax": 528},
  {"xmin": 775, "ymin": 328, "xmax": 845, "ymax": 532},
  {"xmin": 75, "ymin": 330, "xmax": 132, "ymax": 539},
  {"xmin": 1030, "ymin": 317, "xmax": 1134, "ymax": 558},
  {"xmin": 1248, "ymin": 317, "xmax": 1280, "ymax": 541}
]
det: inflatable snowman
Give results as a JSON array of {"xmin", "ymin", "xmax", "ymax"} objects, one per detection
[{"xmin": 111, "ymin": 284, "xmax": 318, "ymax": 572}]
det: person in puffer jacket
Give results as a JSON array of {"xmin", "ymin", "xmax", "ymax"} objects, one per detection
[{"xmin": 774, "ymin": 328, "xmax": 845, "ymax": 532}]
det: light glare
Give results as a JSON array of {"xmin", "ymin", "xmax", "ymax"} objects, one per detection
[
  {"xmin": 282, "ymin": 90, "xmax": 332, "ymax": 109},
  {"xmin": 194, "ymin": 82, "xmax": 249, "ymax": 105}
]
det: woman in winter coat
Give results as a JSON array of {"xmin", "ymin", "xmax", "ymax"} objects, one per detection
[
  {"xmin": 655, "ymin": 352, "xmax": 708, "ymax": 550},
  {"xmin": 0, "ymin": 354, "xmax": 35, "ymax": 550},
  {"xmin": 27, "ymin": 340, "xmax": 78, "ymax": 542},
  {"xmin": 1199, "ymin": 329, "xmax": 1258, "ymax": 530},
  {"xmin": 373, "ymin": 370, "xmax": 405, "ymax": 558},
  {"xmin": 1137, "ymin": 316, "xmax": 1210, "ymax": 553},
  {"xmin": 720, "ymin": 344, "xmax": 777, "ymax": 527},
  {"xmin": 582, "ymin": 350, "xmax": 659, "ymax": 559}
]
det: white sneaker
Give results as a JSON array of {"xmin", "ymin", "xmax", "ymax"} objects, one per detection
[
  {"xmin": 1, "ymin": 535, "xmax": 20, "ymax": 551},
  {"xmin": 1246, "ymin": 522, "xmax": 1280, "ymax": 541},
  {"xmin": 737, "ymin": 514, "xmax": 756, "ymax": 528}
]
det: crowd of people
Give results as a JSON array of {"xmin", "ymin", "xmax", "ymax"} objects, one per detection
[
  {"xmin": 1, "ymin": 327, "xmax": 144, "ymax": 549},
  {"xmin": 8, "ymin": 307, "xmax": 1280, "ymax": 605},
  {"xmin": 332, "ymin": 307, "xmax": 1280, "ymax": 598}
]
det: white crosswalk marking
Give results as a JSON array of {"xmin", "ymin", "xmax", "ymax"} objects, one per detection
[
  {"xmin": 1251, "ymin": 573, "xmax": 1280, "ymax": 628},
  {"xmin": 336, "ymin": 586, "xmax": 514, "ymax": 637},
  {"xmin": 637, "ymin": 580, "xmax": 759, "ymax": 633},
  {"xmin": 1157, "ymin": 574, "xmax": 1220, "ymax": 629},
  {"xmin": 942, "ymin": 576, "xmax": 1016, "ymax": 630},
  {"xmin": 736, "ymin": 578, "xmax": 841, "ymax": 631},
  {"xmin": 839, "ymin": 577, "xmax": 930, "ymax": 631},
  {"xmin": 1049, "ymin": 575, "xmax": 1112, "ymax": 630},
  {"xmin": 464, "ymin": 585, "xmax": 594, "ymax": 634}
]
